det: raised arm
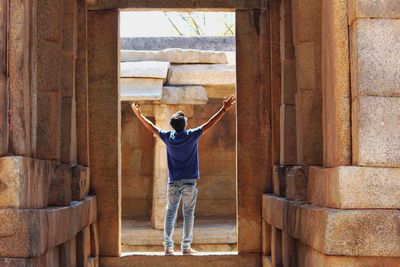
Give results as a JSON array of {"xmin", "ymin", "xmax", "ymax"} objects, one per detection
[
  {"xmin": 131, "ymin": 103, "xmax": 160, "ymax": 136},
  {"xmin": 200, "ymin": 95, "xmax": 237, "ymax": 134}
]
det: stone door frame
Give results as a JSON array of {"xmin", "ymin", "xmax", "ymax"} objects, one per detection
[{"xmin": 88, "ymin": 0, "xmax": 273, "ymax": 259}]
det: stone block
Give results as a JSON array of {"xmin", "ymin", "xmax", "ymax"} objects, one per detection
[
  {"xmin": 120, "ymin": 61, "xmax": 170, "ymax": 79},
  {"xmin": 322, "ymin": 0, "xmax": 351, "ymax": 167},
  {"xmin": 0, "ymin": 209, "xmax": 48, "ymax": 257},
  {"xmin": 308, "ymin": 166, "xmax": 400, "ymax": 209},
  {"xmin": 120, "ymin": 78, "xmax": 163, "ymax": 101},
  {"xmin": 47, "ymin": 206, "xmax": 72, "ymax": 249},
  {"xmin": 350, "ymin": 19, "xmax": 400, "ymax": 97},
  {"xmin": 71, "ymin": 165, "xmax": 90, "ymax": 200},
  {"xmin": 299, "ymin": 204, "xmax": 400, "ymax": 256},
  {"xmin": 62, "ymin": 0, "xmax": 77, "ymax": 53},
  {"xmin": 271, "ymin": 227, "xmax": 283, "ymax": 267},
  {"xmin": 285, "ymin": 165, "xmax": 308, "ymax": 201},
  {"xmin": 272, "ymin": 165, "xmax": 287, "ymax": 197},
  {"xmin": 62, "ymin": 54, "xmax": 76, "ymax": 98},
  {"xmin": 281, "ymin": 60, "xmax": 296, "ymax": 105},
  {"xmin": 280, "ymin": 15, "xmax": 295, "ymax": 61},
  {"xmin": 297, "ymin": 239, "xmax": 400, "ymax": 267},
  {"xmin": 0, "ymin": 156, "xmax": 51, "ymax": 208},
  {"xmin": 48, "ymin": 163, "xmax": 72, "ymax": 206},
  {"xmin": 291, "ymin": 0, "xmax": 322, "ymax": 43},
  {"xmin": 0, "ymin": 1, "xmax": 7, "ymax": 156},
  {"xmin": 161, "ymin": 86, "xmax": 208, "ymax": 104},
  {"xmin": 282, "ymin": 231, "xmax": 297, "ymax": 267},
  {"xmin": 204, "ymin": 85, "xmax": 236, "ymax": 99},
  {"xmin": 77, "ymin": 227, "xmax": 91, "ymax": 267},
  {"xmin": 168, "ymin": 64, "xmax": 236, "ymax": 86},
  {"xmin": 59, "ymin": 238, "xmax": 77, "ymax": 267},
  {"xmin": 37, "ymin": 0, "xmax": 62, "ymax": 42},
  {"xmin": 349, "ymin": 0, "xmax": 400, "ymax": 24},
  {"xmin": 280, "ymin": 105, "xmax": 297, "ymax": 165},
  {"xmin": 90, "ymin": 223, "xmax": 100, "ymax": 256},
  {"xmin": 37, "ymin": 40, "xmax": 62, "ymax": 93},
  {"xmin": 262, "ymin": 195, "xmax": 284, "ymax": 229},
  {"xmin": 8, "ymin": 0, "xmax": 36, "ymax": 156},
  {"xmin": 37, "ymin": 90, "xmax": 62, "ymax": 160},
  {"xmin": 120, "ymin": 48, "xmax": 227, "ymax": 64},
  {"xmin": 296, "ymin": 41, "xmax": 315, "ymax": 90},
  {"xmin": 296, "ymin": 91, "xmax": 323, "ymax": 165},
  {"xmin": 46, "ymin": 246, "xmax": 60, "ymax": 267},
  {"xmin": 353, "ymin": 96, "xmax": 400, "ymax": 167},
  {"xmin": 262, "ymin": 220, "xmax": 272, "ymax": 256}
]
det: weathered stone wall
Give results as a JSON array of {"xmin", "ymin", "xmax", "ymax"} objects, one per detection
[{"xmin": 0, "ymin": 0, "xmax": 99, "ymax": 266}]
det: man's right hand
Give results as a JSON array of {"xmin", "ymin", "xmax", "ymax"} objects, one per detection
[
  {"xmin": 131, "ymin": 102, "xmax": 141, "ymax": 117},
  {"xmin": 223, "ymin": 95, "xmax": 237, "ymax": 112}
]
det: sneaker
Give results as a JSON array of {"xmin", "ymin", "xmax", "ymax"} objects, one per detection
[
  {"xmin": 165, "ymin": 248, "xmax": 175, "ymax": 256},
  {"xmin": 182, "ymin": 248, "xmax": 198, "ymax": 255}
]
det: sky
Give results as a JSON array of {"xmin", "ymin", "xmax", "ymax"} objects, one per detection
[{"xmin": 120, "ymin": 11, "xmax": 235, "ymax": 37}]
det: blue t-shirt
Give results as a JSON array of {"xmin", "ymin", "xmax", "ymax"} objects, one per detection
[{"xmin": 159, "ymin": 127, "xmax": 203, "ymax": 182}]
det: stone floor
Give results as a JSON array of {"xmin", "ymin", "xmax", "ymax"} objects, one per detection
[{"xmin": 121, "ymin": 217, "xmax": 237, "ymax": 252}]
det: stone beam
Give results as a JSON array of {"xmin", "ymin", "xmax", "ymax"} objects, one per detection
[
  {"xmin": 236, "ymin": 8, "xmax": 271, "ymax": 254},
  {"xmin": 88, "ymin": 9, "xmax": 121, "ymax": 256},
  {"xmin": 87, "ymin": 0, "xmax": 270, "ymax": 11}
]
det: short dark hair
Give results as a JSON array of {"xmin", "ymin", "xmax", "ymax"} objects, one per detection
[{"xmin": 170, "ymin": 111, "xmax": 186, "ymax": 132}]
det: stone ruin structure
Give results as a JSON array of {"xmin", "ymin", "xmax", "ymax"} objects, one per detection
[
  {"xmin": 119, "ymin": 41, "xmax": 237, "ymax": 251},
  {"xmin": 0, "ymin": 0, "xmax": 399, "ymax": 267}
]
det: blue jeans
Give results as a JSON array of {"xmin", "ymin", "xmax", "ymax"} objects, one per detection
[{"xmin": 163, "ymin": 179, "xmax": 198, "ymax": 250}]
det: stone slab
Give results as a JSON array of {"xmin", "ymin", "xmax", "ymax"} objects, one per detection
[
  {"xmin": 297, "ymin": 241, "xmax": 400, "ymax": 267},
  {"xmin": 280, "ymin": 105, "xmax": 297, "ymax": 165},
  {"xmin": 71, "ymin": 165, "xmax": 90, "ymax": 201},
  {"xmin": 88, "ymin": 9, "xmax": 120, "ymax": 256},
  {"xmin": 285, "ymin": 165, "xmax": 308, "ymax": 201},
  {"xmin": 77, "ymin": 226, "xmax": 91, "ymax": 267},
  {"xmin": 291, "ymin": 0, "xmax": 322, "ymax": 44},
  {"xmin": 48, "ymin": 163, "xmax": 72, "ymax": 206},
  {"xmin": 280, "ymin": 14, "xmax": 295, "ymax": 61},
  {"xmin": 100, "ymin": 254, "xmax": 261, "ymax": 267},
  {"xmin": 204, "ymin": 85, "xmax": 236, "ymax": 99},
  {"xmin": 120, "ymin": 78, "xmax": 163, "ymax": 101},
  {"xmin": 296, "ymin": 41, "xmax": 315, "ymax": 90},
  {"xmin": 168, "ymin": 64, "xmax": 236, "ymax": 86},
  {"xmin": 0, "ymin": 156, "xmax": 51, "ymax": 208},
  {"xmin": 322, "ymin": 0, "xmax": 351, "ymax": 167},
  {"xmin": 282, "ymin": 231, "xmax": 297, "ymax": 267},
  {"xmin": 271, "ymin": 227, "xmax": 283, "ymax": 267},
  {"xmin": 308, "ymin": 166, "xmax": 400, "ymax": 209},
  {"xmin": 120, "ymin": 61, "xmax": 170, "ymax": 79},
  {"xmin": 349, "ymin": 0, "xmax": 400, "ymax": 24},
  {"xmin": 352, "ymin": 96, "xmax": 400, "ymax": 167},
  {"xmin": 262, "ymin": 220, "xmax": 272, "ymax": 256},
  {"xmin": 120, "ymin": 49, "xmax": 227, "ymax": 64},
  {"xmin": 59, "ymin": 238, "xmax": 77, "ymax": 267},
  {"xmin": 295, "ymin": 90, "xmax": 323, "ymax": 165},
  {"xmin": 236, "ymin": 8, "xmax": 271, "ymax": 254},
  {"xmin": 350, "ymin": 19, "xmax": 400, "ymax": 97},
  {"xmin": 281, "ymin": 59, "xmax": 296, "ymax": 105},
  {"xmin": 161, "ymin": 86, "xmax": 208, "ymax": 104},
  {"xmin": 91, "ymin": 223, "xmax": 100, "ymax": 256}
]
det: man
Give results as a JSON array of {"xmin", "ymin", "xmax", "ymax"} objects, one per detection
[{"xmin": 131, "ymin": 95, "xmax": 237, "ymax": 255}]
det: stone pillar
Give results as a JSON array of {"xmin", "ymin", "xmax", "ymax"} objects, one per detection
[
  {"xmin": 0, "ymin": 1, "xmax": 7, "ymax": 156},
  {"xmin": 151, "ymin": 105, "xmax": 194, "ymax": 229},
  {"xmin": 151, "ymin": 105, "xmax": 175, "ymax": 229},
  {"xmin": 88, "ymin": 9, "xmax": 120, "ymax": 256},
  {"xmin": 236, "ymin": 8, "xmax": 271, "ymax": 253}
]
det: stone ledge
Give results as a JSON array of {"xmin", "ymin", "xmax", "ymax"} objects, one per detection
[
  {"xmin": 297, "ymin": 240, "xmax": 400, "ymax": 267},
  {"xmin": 100, "ymin": 253, "xmax": 260, "ymax": 267},
  {"xmin": 262, "ymin": 195, "xmax": 400, "ymax": 257},
  {"xmin": 308, "ymin": 166, "xmax": 400, "ymax": 209},
  {"xmin": 0, "ymin": 196, "xmax": 96, "ymax": 257}
]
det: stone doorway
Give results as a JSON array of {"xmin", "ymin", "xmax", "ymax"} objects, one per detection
[
  {"xmin": 88, "ymin": 1, "xmax": 271, "ymax": 265},
  {"xmin": 118, "ymin": 11, "xmax": 238, "ymax": 252}
]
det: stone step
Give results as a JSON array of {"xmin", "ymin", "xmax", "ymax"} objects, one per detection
[
  {"xmin": 120, "ymin": 61, "xmax": 170, "ymax": 79},
  {"xmin": 120, "ymin": 49, "xmax": 227, "ymax": 64},
  {"xmin": 167, "ymin": 64, "xmax": 236, "ymax": 86},
  {"xmin": 262, "ymin": 195, "xmax": 400, "ymax": 257},
  {"xmin": 309, "ymin": 166, "xmax": 400, "ymax": 209},
  {"xmin": 121, "ymin": 218, "xmax": 236, "ymax": 246},
  {"xmin": 0, "ymin": 196, "xmax": 96, "ymax": 257}
]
